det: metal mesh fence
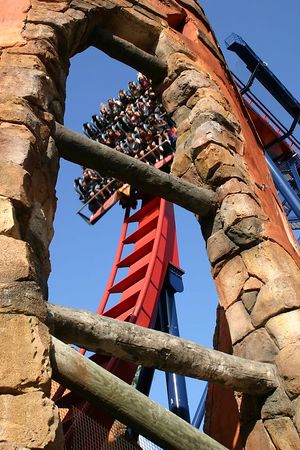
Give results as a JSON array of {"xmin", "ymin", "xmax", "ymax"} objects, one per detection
[
  {"xmin": 68, "ymin": 408, "xmax": 162, "ymax": 450},
  {"xmin": 52, "ymin": 380, "xmax": 163, "ymax": 449}
]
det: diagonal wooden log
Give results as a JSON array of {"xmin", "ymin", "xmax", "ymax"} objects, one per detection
[
  {"xmin": 51, "ymin": 336, "xmax": 228, "ymax": 450},
  {"xmin": 54, "ymin": 123, "xmax": 216, "ymax": 219},
  {"xmin": 48, "ymin": 303, "xmax": 279, "ymax": 395},
  {"xmin": 91, "ymin": 28, "xmax": 167, "ymax": 84}
]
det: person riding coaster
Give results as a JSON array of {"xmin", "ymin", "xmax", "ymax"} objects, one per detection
[{"xmin": 75, "ymin": 73, "xmax": 177, "ymax": 214}]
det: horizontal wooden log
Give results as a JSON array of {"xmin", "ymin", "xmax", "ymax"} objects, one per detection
[
  {"xmin": 54, "ymin": 123, "xmax": 216, "ymax": 219},
  {"xmin": 92, "ymin": 28, "xmax": 167, "ymax": 84},
  {"xmin": 48, "ymin": 303, "xmax": 279, "ymax": 395},
  {"xmin": 51, "ymin": 336, "xmax": 228, "ymax": 450}
]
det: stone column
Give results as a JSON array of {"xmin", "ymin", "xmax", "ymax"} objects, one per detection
[
  {"xmin": 154, "ymin": 3, "xmax": 300, "ymax": 449},
  {"xmin": 0, "ymin": 0, "xmax": 167, "ymax": 445},
  {"xmin": 0, "ymin": 0, "xmax": 87, "ymax": 446},
  {"xmin": 1, "ymin": 0, "xmax": 299, "ymax": 447}
]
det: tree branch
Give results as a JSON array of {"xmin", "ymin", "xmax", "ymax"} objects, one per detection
[
  {"xmin": 50, "ymin": 336, "xmax": 228, "ymax": 450},
  {"xmin": 48, "ymin": 303, "xmax": 278, "ymax": 395},
  {"xmin": 91, "ymin": 28, "xmax": 167, "ymax": 84},
  {"xmin": 54, "ymin": 122, "xmax": 216, "ymax": 219}
]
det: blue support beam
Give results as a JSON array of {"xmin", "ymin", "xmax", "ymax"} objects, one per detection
[
  {"xmin": 158, "ymin": 265, "xmax": 191, "ymax": 423},
  {"xmin": 192, "ymin": 384, "xmax": 208, "ymax": 429},
  {"xmin": 126, "ymin": 366, "xmax": 155, "ymax": 442},
  {"xmin": 266, "ymin": 153, "xmax": 300, "ymax": 220},
  {"xmin": 288, "ymin": 158, "xmax": 300, "ymax": 193}
]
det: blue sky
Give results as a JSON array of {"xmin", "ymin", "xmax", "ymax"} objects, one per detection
[{"xmin": 49, "ymin": 0, "xmax": 300, "ymax": 422}]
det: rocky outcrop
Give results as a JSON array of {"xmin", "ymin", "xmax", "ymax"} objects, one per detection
[
  {"xmin": 154, "ymin": 21, "xmax": 300, "ymax": 449},
  {"xmin": 0, "ymin": 0, "xmax": 299, "ymax": 448}
]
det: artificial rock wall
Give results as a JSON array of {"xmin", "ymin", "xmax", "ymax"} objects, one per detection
[
  {"xmin": 0, "ymin": 0, "xmax": 299, "ymax": 449},
  {"xmin": 0, "ymin": 0, "xmax": 65, "ymax": 448},
  {"xmin": 156, "ymin": 12, "xmax": 300, "ymax": 450}
]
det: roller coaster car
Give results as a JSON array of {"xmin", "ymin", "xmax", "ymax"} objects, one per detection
[{"xmin": 77, "ymin": 140, "xmax": 175, "ymax": 225}]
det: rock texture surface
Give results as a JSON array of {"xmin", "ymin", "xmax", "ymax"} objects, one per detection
[
  {"xmin": 0, "ymin": 0, "xmax": 299, "ymax": 448},
  {"xmin": 153, "ymin": 8, "xmax": 300, "ymax": 449},
  {"xmin": 0, "ymin": 0, "xmax": 66, "ymax": 446}
]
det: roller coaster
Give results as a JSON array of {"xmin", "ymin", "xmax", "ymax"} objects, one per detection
[{"xmin": 53, "ymin": 34, "xmax": 300, "ymax": 449}]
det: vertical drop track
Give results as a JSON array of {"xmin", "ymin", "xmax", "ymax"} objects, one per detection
[{"xmin": 54, "ymin": 196, "xmax": 183, "ymax": 445}]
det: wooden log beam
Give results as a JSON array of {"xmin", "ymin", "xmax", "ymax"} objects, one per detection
[
  {"xmin": 91, "ymin": 28, "xmax": 167, "ymax": 84},
  {"xmin": 50, "ymin": 336, "xmax": 228, "ymax": 450},
  {"xmin": 48, "ymin": 303, "xmax": 279, "ymax": 395},
  {"xmin": 54, "ymin": 123, "xmax": 216, "ymax": 219}
]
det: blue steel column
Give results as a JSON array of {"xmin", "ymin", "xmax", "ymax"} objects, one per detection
[
  {"xmin": 158, "ymin": 265, "xmax": 191, "ymax": 423},
  {"xmin": 126, "ymin": 366, "xmax": 155, "ymax": 441},
  {"xmin": 288, "ymin": 157, "xmax": 300, "ymax": 193},
  {"xmin": 192, "ymin": 384, "xmax": 208, "ymax": 429},
  {"xmin": 266, "ymin": 152, "xmax": 300, "ymax": 219},
  {"xmin": 135, "ymin": 366, "xmax": 155, "ymax": 397}
]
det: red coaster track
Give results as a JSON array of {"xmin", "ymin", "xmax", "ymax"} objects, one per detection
[{"xmin": 54, "ymin": 195, "xmax": 181, "ymax": 445}]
